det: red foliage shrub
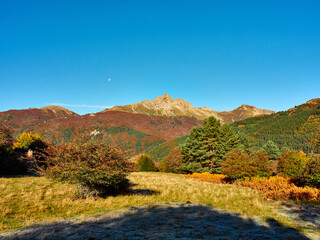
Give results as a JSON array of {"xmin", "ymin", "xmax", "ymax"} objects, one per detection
[{"xmin": 37, "ymin": 132, "xmax": 131, "ymax": 198}]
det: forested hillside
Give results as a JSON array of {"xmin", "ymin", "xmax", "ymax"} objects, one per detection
[{"xmin": 232, "ymin": 98, "xmax": 320, "ymax": 154}]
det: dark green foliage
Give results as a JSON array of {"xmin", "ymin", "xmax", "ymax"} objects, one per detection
[
  {"xmin": 231, "ymin": 106, "xmax": 320, "ymax": 154},
  {"xmin": 277, "ymin": 151, "xmax": 308, "ymax": 178},
  {"xmin": 236, "ymin": 131, "xmax": 252, "ymax": 151},
  {"xmin": 136, "ymin": 154, "xmax": 157, "ymax": 172},
  {"xmin": 262, "ymin": 140, "xmax": 281, "ymax": 159},
  {"xmin": 38, "ymin": 132, "xmax": 131, "ymax": 198},
  {"xmin": 303, "ymin": 155, "xmax": 320, "ymax": 188},
  {"xmin": 181, "ymin": 117, "xmax": 242, "ymax": 173},
  {"xmin": 0, "ymin": 126, "xmax": 26, "ymax": 175},
  {"xmin": 179, "ymin": 162, "xmax": 208, "ymax": 173},
  {"xmin": 221, "ymin": 150, "xmax": 271, "ymax": 180}
]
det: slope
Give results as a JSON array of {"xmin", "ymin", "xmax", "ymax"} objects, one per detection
[{"xmin": 232, "ymin": 97, "xmax": 320, "ymax": 153}]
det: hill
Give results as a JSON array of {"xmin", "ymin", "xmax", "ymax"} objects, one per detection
[
  {"xmin": 0, "ymin": 105, "xmax": 78, "ymax": 135},
  {"xmin": 0, "ymin": 107, "xmax": 200, "ymax": 159},
  {"xmin": 102, "ymin": 94, "xmax": 274, "ymax": 123},
  {"xmin": 232, "ymin": 97, "xmax": 320, "ymax": 154}
]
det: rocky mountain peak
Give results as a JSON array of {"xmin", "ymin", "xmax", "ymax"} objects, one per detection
[
  {"xmin": 102, "ymin": 94, "xmax": 274, "ymax": 123},
  {"xmin": 153, "ymin": 94, "xmax": 174, "ymax": 103}
]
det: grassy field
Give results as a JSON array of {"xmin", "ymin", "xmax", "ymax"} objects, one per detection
[{"xmin": 0, "ymin": 172, "xmax": 298, "ymax": 232}]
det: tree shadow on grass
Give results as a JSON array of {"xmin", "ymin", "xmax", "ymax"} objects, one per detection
[
  {"xmin": 0, "ymin": 203, "xmax": 311, "ymax": 240},
  {"xmin": 130, "ymin": 189, "xmax": 158, "ymax": 196},
  {"xmin": 280, "ymin": 202, "xmax": 320, "ymax": 229},
  {"xmin": 0, "ymin": 174, "xmax": 37, "ymax": 179}
]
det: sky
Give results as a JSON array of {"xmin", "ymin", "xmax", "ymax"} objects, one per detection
[{"xmin": 1, "ymin": 0, "xmax": 320, "ymax": 115}]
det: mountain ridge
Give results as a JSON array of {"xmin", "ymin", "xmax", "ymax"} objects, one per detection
[
  {"xmin": 232, "ymin": 96, "xmax": 320, "ymax": 154},
  {"xmin": 102, "ymin": 94, "xmax": 275, "ymax": 123}
]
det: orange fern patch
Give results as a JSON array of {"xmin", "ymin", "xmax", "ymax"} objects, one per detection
[
  {"xmin": 187, "ymin": 172, "xmax": 227, "ymax": 184},
  {"xmin": 241, "ymin": 176, "xmax": 320, "ymax": 202}
]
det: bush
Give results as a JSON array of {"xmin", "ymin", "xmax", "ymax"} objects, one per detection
[
  {"xmin": 241, "ymin": 176, "xmax": 320, "ymax": 202},
  {"xmin": 136, "ymin": 154, "xmax": 157, "ymax": 172},
  {"xmin": 277, "ymin": 150, "xmax": 308, "ymax": 178},
  {"xmin": 14, "ymin": 132, "xmax": 47, "ymax": 152},
  {"xmin": 221, "ymin": 150, "xmax": 271, "ymax": 180},
  {"xmin": 162, "ymin": 147, "xmax": 183, "ymax": 173},
  {"xmin": 38, "ymin": 133, "xmax": 131, "ymax": 198},
  {"xmin": 0, "ymin": 126, "xmax": 26, "ymax": 175},
  {"xmin": 302, "ymin": 154, "xmax": 320, "ymax": 188},
  {"xmin": 187, "ymin": 172, "xmax": 227, "ymax": 184}
]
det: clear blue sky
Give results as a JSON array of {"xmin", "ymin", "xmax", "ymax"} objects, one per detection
[{"xmin": 1, "ymin": 0, "xmax": 319, "ymax": 115}]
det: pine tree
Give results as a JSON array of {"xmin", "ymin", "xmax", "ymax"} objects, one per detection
[
  {"xmin": 262, "ymin": 140, "xmax": 280, "ymax": 159},
  {"xmin": 181, "ymin": 116, "xmax": 242, "ymax": 173},
  {"xmin": 215, "ymin": 124, "xmax": 242, "ymax": 171}
]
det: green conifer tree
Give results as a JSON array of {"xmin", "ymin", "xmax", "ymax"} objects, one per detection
[
  {"xmin": 181, "ymin": 116, "xmax": 242, "ymax": 173},
  {"xmin": 262, "ymin": 140, "xmax": 280, "ymax": 159}
]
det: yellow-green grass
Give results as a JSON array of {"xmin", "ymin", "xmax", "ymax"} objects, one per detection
[{"xmin": 1, "ymin": 172, "xmax": 288, "ymax": 232}]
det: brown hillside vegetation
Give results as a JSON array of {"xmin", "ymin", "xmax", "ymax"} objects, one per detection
[
  {"xmin": 4, "ymin": 110, "xmax": 201, "ymax": 141},
  {"xmin": 0, "ymin": 106, "xmax": 78, "ymax": 132}
]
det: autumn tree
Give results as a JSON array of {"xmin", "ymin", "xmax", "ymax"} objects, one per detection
[
  {"xmin": 163, "ymin": 147, "xmax": 183, "ymax": 173},
  {"xmin": 277, "ymin": 150, "xmax": 308, "ymax": 178}
]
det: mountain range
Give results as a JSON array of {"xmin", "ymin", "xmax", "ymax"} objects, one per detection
[
  {"xmin": 102, "ymin": 94, "xmax": 275, "ymax": 123},
  {"xmin": 1, "ymin": 95, "xmax": 319, "ymax": 159}
]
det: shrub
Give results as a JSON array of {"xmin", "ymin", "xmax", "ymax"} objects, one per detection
[
  {"xmin": 187, "ymin": 172, "xmax": 227, "ymax": 184},
  {"xmin": 277, "ymin": 150, "xmax": 308, "ymax": 178},
  {"xmin": 136, "ymin": 154, "xmax": 157, "ymax": 172},
  {"xmin": 241, "ymin": 176, "xmax": 320, "ymax": 202},
  {"xmin": 0, "ymin": 126, "xmax": 26, "ymax": 175},
  {"xmin": 38, "ymin": 133, "xmax": 131, "ymax": 198},
  {"xmin": 162, "ymin": 147, "xmax": 183, "ymax": 173},
  {"xmin": 302, "ymin": 154, "xmax": 320, "ymax": 188},
  {"xmin": 221, "ymin": 150, "xmax": 271, "ymax": 180},
  {"xmin": 13, "ymin": 132, "xmax": 47, "ymax": 152}
]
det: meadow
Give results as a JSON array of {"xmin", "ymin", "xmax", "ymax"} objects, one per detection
[{"xmin": 1, "ymin": 172, "xmax": 319, "ymax": 240}]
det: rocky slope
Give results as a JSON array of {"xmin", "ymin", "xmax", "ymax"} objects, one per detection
[{"xmin": 102, "ymin": 94, "xmax": 274, "ymax": 123}]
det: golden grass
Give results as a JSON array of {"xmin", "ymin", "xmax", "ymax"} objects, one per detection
[{"xmin": 0, "ymin": 172, "xmax": 288, "ymax": 231}]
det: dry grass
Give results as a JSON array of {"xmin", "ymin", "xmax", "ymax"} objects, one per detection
[{"xmin": 0, "ymin": 172, "xmax": 287, "ymax": 231}]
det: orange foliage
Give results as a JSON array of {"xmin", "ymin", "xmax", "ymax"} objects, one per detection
[
  {"xmin": 241, "ymin": 176, "xmax": 320, "ymax": 202},
  {"xmin": 187, "ymin": 172, "xmax": 227, "ymax": 184}
]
